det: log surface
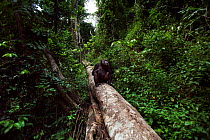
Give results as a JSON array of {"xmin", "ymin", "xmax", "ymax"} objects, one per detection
[{"xmin": 86, "ymin": 65, "xmax": 161, "ymax": 140}]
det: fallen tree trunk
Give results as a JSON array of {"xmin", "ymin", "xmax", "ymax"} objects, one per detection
[
  {"xmin": 85, "ymin": 93, "xmax": 110, "ymax": 140},
  {"xmin": 86, "ymin": 65, "xmax": 162, "ymax": 140}
]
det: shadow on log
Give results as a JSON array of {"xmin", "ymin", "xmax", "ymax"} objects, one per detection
[{"xmin": 86, "ymin": 65, "xmax": 162, "ymax": 140}]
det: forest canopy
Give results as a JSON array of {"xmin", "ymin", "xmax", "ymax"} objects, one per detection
[{"xmin": 0, "ymin": 0, "xmax": 210, "ymax": 139}]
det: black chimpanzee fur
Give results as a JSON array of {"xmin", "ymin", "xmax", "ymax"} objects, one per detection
[{"xmin": 92, "ymin": 59, "xmax": 113, "ymax": 87}]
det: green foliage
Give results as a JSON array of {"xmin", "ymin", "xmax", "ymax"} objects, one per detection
[
  {"xmin": 1, "ymin": 0, "xmax": 89, "ymax": 139},
  {"xmin": 0, "ymin": 116, "xmax": 32, "ymax": 134},
  {"xmin": 1, "ymin": 0, "xmax": 210, "ymax": 139},
  {"xmin": 2, "ymin": 53, "xmax": 18, "ymax": 58},
  {"xmin": 20, "ymin": 69, "xmax": 30, "ymax": 74},
  {"xmin": 88, "ymin": 0, "xmax": 210, "ymax": 139},
  {"xmin": 139, "ymin": 97, "xmax": 209, "ymax": 139},
  {"xmin": 107, "ymin": 31, "xmax": 209, "ymax": 138},
  {"xmin": 51, "ymin": 129, "xmax": 70, "ymax": 140},
  {"xmin": 106, "ymin": 28, "xmax": 209, "ymax": 138},
  {"xmin": 33, "ymin": 130, "xmax": 45, "ymax": 139},
  {"xmin": 179, "ymin": 7, "xmax": 209, "ymax": 31},
  {"xmin": 125, "ymin": 21, "xmax": 143, "ymax": 41}
]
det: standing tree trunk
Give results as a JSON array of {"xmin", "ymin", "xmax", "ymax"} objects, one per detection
[
  {"xmin": 86, "ymin": 65, "xmax": 162, "ymax": 140},
  {"xmin": 70, "ymin": 0, "xmax": 83, "ymax": 62},
  {"xmin": 53, "ymin": 0, "xmax": 58, "ymax": 34},
  {"xmin": 14, "ymin": 11, "xmax": 26, "ymax": 55},
  {"xmin": 43, "ymin": 48, "xmax": 80, "ymax": 110}
]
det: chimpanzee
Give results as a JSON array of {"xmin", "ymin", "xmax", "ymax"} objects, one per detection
[{"xmin": 92, "ymin": 59, "xmax": 113, "ymax": 87}]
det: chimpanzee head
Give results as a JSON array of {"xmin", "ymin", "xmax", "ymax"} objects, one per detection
[{"xmin": 101, "ymin": 59, "xmax": 109, "ymax": 66}]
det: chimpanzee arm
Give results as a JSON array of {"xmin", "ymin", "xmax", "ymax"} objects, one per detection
[
  {"xmin": 104, "ymin": 72, "xmax": 110, "ymax": 81},
  {"xmin": 92, "ymin": 63, "xmax": 100, "ymax": 75},
  {"xmin": 93, "ymin": 70, "xmax": 100, "ymax": 86},
  {"xmin": 104, "ymin": 71, "xmax": 112, "ymax": 85}
]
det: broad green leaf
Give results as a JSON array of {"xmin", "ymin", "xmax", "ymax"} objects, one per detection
[
  {"xmin": 14, "ymin": 122, "xmax": 22, "ymax": 129},
  {"xmin": 2, "ymin": 53, "xmax": 18, "ymax": 57},
  {"xmin": 3, "ymin": 121, "xmax": 10, "ymax": 127},
  {"xmin": 4, "ymin": 124, "xmax": 13, "ymax": 134},
  {"xmin": 0, "ymin": 120, "xmax": 6, "ymax": 126},
  {"xmin": 23, "ymin": 117, "xmax": 29, "ymax": 121},
  {"xmin": 19, "ymin": 120, "xmax": 25, "ymax": 127},
  {"xmin": 20, "ymin": 69, "xmax": 30, "ymax": 74}
]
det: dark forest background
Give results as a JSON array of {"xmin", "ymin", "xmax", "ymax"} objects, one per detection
[{"xmin": 0, "ymin": 0, "xmax": 209, "ymax": 139}]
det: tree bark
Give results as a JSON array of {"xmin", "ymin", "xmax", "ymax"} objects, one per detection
[
  {"xmin": 85, "ymin": 91, "xmax": 111, "ymax": 140},
  {"xmin": 14, "ymin": 11, "xmax": 27, "ymax": 55},
  {"xmin": 86, "ymin": 65, "xmax": 162, "ymax": 140},
  {"xmin": 85, "ymin": 63, "xmax": 110, "ymax": 140},
  {"xmin": 43, "ymin": 48, "xmax": 80, "ymax": 109}
]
